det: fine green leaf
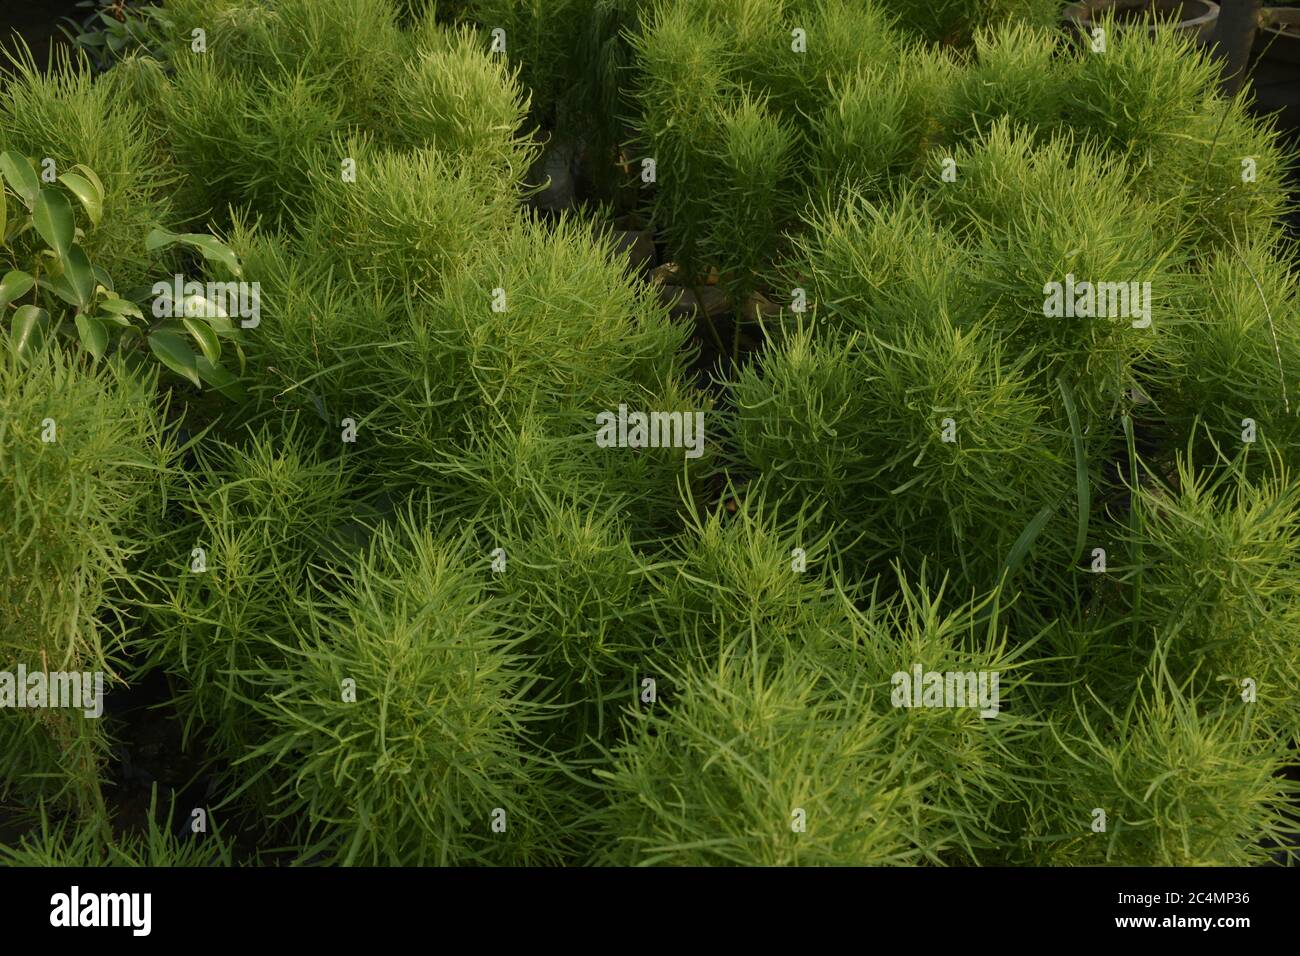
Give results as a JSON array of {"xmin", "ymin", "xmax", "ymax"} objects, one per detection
[
  {"xmin": 1057, "ymin": 376, "xmax": 1090, "ymax": 567},
  {"xmin": 999, "ymin": 505, "xmax": 1055, "ymax": 585}
]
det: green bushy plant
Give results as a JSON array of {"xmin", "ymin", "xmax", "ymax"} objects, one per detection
[
  {"xmin": 313, "ymin": 211, "xmax": 708, "ymax": 534},
  {"xmin": 380, "ymin": 24, "xmax": 534, "ymax": 175},
  {"xmin": 155, "ymin": 54, "xmax": 343, "ymax": 227},
  {"xmin": 732, "ymin": 315, "xmax": 1076, "ymax": 593},
  {"xmin": 138, "ymin": 2, "xmax": 527, "ymax": 229},
  {"xmin": 1018, "ymin": 658, "xmax": 1299, "ymax": 866},
  {"xmin": 930, "ymin": 121, "xmax": 1182, "ymax": 422},
  {"xmin": 0, "ymin": 784, "xmax": 234, "ymax": 866},
  {"xmin": 701, "ymin": 92, "xmax": 799, "ymax": 303},
  {"xmin": 139, "ymin": 421, "xmax": 372, "ymax": 760},
  {"xmin": 157, "ymin": 0, "xmax": 410, "ymax": 126},
  {"xmin": 1151, "ymin": 235, "xmax": 1300, "ymax": 470},
  {"xmin": 1119, "ymin": 446, "xmax": 1300, "ymax": 739},
  {"xmin": 485, "ymin": 488, "xmax": 656, "ymax": 756},
  {"xmin": 233, "ymin": 517, "xmax": 558, "ymax": 865},
  {"xmin": 1062, "ymin": 18, "xmax": 1290, "ymax": 250},
  {"xmin": 592, "ymin": 568, "xmax": 1038, "ymax": 865},
  {"xmin": 297, "ymin": 139, "xmax": 518, "ymax": 296},
  {"xmin": 785, "ymin": 188, "xmax": 979, "ymax": 337},
  {"xmin": 645, "ymin": 485, "xmax": 842, "ymax": 668},
  {"xmin": 590, "ymin": 640, "xmax": 927, "ymax": 866},
  {"xmin": 0, "ymin": 342, "xmax": 175, "ymax": 821},
  {"xmin": 810, "ymin": 46, "xmax": 958, "ymax": 202},
  {"xmin": 948, "ymin": 22, "xmax": 1071, "ymax": 143}
]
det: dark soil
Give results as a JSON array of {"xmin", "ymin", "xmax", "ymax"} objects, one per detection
[{"xmin": 0, "ymin": 0, "xmax": 84, "ymax": 72}]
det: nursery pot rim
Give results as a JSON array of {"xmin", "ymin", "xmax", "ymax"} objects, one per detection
[
  {"xmin": 1255, "ymin": 7, "xmax": 1300, "ymax": 59},
  {"xmin": 1063, "ymin": 0, "xmax": 1221, "ymax": 33}
]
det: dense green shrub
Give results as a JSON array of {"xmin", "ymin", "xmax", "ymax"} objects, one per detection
[
  {"xmin": 591, "ymin": 641, "xmax": 927, "ymax": 866},
  {"xmin": 140, "ymin": 422, "xmax": 371, "ymax": 759},
  {"xmin": 1121, "ymin": 449, "xmax": 1300, "ymax": 738},
  {"xmin": 5, "ymin": 0, "xmax": 1300, "ymax": 868},
  {"xmin": 1017, "ymin": 662, "xmax": 1299, "ymax": 866},
  {"xmin": 732, "ymin": 315, "xmax": 1076, "ymax": 592},
  {"xmin": 1154, "ymin": 234, "xmax": 1300, "ymax": 472},
  {"xmin": 234, "ymin": 519, "xmax": 557, "ymax": 865},
  {"xmin": 0, "ymin": 344, "xmax": 174, "ymax": 820},
  {"xmin": 593, "ymin": 570, "xmax": 1038, "ymax": 864}
]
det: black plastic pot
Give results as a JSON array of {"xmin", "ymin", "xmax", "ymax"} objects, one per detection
[
  {"xmin": 1253, "ymin": 7, "xmax": 1300, "ymax": 64},
  {"xmin": 1063, "ymin": 0, "xmax": 1221, "ymax": 44}
]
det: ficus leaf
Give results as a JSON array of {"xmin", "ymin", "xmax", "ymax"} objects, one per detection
[
  {"xmin": 146, "ymin": 225, "xmax": 243, "ymax": 278},
  {"xmin": 0, "ymin": 270, "xmax": 35, "ymax": 311},
  {"xmin": 70, "ymin": 164, "xmax": 104, "ymax": 202},
  {"xmin": 183, "ymin": 315, "xmax": 221, "ymax": 363},
  {"xmin": 33, "ymin": 187, "xmax": 75, "ymax": 261},
  {"xmin": 10, "ymin": 304, "xmax": 49, "ymax": 359},
  {"xmin": 62, "ymin": 245, "xmax": 96, "ymax": 309},
  {"xmin": 74, "ymin": 312, "xmax": 109, "ymax": 360},
  {"xmin": 58, "ymin": 171, "xmax": 103, "ymax": 227},
  {"xmin": 99, "ymin": 295, "xmax": 143, "ymax": 320},
  {"xmin": 0, "ymin": 152, "xmax": 40, "ymax": 208},
  {"xmin": 196, "ymin": 355, "xmax": 247, "ymax": 402},
  {"xmin": 148, "ymin": 328, "xmax": 202, "ymax": 387}
]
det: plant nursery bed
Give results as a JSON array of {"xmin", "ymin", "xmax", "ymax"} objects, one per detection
[{"xmin": 2, "ymin": 0, "xmax": 1300, "ymax": 873}]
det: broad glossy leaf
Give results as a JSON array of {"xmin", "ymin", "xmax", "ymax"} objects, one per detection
[
  {"xmin": 196, "ymin": 355, "xmax": 246, "ymax": 402},
  {"xmin": 0, "ymin": 270, "xmax": 35, "ymax": 310},
  {"xmin": 183, "ymin": 315, "xmax": 221, "ymax": 362},
  {"xmin": 58, "ymin": 171, "xmax": 103, "ymax": 227},
  {"xmin": 62, "ymin": 245, "xmax": 95, "ymax": 309},
  {"xmin": 42, "ymin": 273, "xmax": 83, "ymax": 308},
  {"xmin": 181, "ymin": 293, "xmax": 229, "ymax": 319},
  {"xmin": 146, "ymin": 225, "xmax": 243, "ymax": 278},
  {"xmin": 33, "ymin": 188, "xmax": 75, "ymax": 260},
  {"xmin": 11, "ymin": 305, "xmax": 49, "ymax": 359},
  {"xmin": 148, "ymin": 328, "xmax": 201, "ymax": 387},
  {"xmin": 0, "ymin": 152, "xmax": 39, "ymax": 208},
  {"xmin": 99, "ymin": 296, "xmax": 143, "ymax": 319},
  {"xmin": 70, "ymin": 165, "xmax": 105, "ymax": 203},
  {"xmin": 74, "ymin": 312, "xmax": 108, "ymax": 360}
]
